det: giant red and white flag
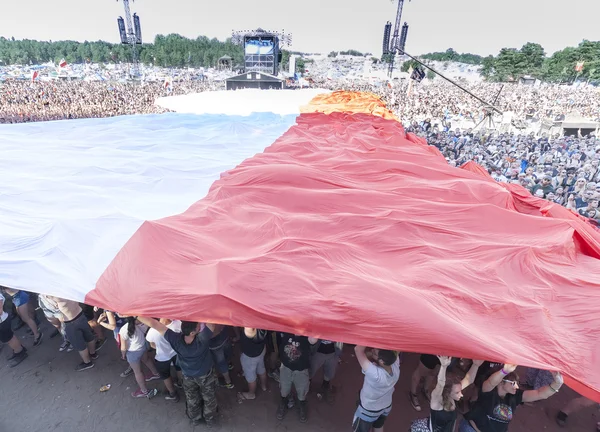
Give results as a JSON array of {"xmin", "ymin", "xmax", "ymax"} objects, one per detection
[
  {"xmin": 1, "ymin": 90, "xmax": 600, "ymax": 403},
  {"xmin": 31, "ymin": 70, "xmax": 39, "ymax": 82},
  {"xmin": 59, "ymin": 58, "xmax": 67, "ymax": 68}
]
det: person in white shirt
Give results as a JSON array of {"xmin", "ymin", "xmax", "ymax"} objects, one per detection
[
  {"xmin": 353, "ymin": 346, "xmax": 400, "ymax": 432},
  {"xmin": 120, "ymin": 316, "xmax": 160, "ymax": 399},
  {"xmin": 146, "ymin": 318, "xmax": 182, "ymax": 402},
  {"xmin": 0, "ymin": 293, "xmax": 27, "ymax": 367}
]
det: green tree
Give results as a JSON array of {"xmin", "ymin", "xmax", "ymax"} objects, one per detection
[
  {"xmin": 400, "ymin": 60, "xmax": 419, "ymax": 72},
  {"xmin": 520, "ymin": 42, "xmax": 545, "ymax": 75},
  {"xmin": 421, "ymin": 49, "xmax": 483, "ymax": 65}
]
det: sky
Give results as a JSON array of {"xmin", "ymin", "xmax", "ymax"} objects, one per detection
[{"xmin": 2, "ymin": 0, "xmax": 599, "ymax": 57}]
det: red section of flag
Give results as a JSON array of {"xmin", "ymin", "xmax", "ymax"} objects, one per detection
[
  {"xmin": 59, "ymin": 59, "xmax": 67, "ymax": 68},
  {"xmin": 88, "ymin": 111, "xmax": 600, "ymax": 402},
  {"xmin": 575, "ymin": 61, "xmax": 584, "ymax": 72},
  {"xmin": 31, "ymin": 71, "xmax": 39, "ymax": 82}
]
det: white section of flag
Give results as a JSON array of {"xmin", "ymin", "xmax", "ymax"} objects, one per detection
[
  {"xmin": 0, "ymin": 109, "xmax": 299, "ymax": 302},
  {"xmin": 155, "ymin": 88, "xmax": 330, "ymax": 116}
]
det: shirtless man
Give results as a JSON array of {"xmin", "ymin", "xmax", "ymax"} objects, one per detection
[{"xmin": 43, "ymin": 296, "xmax": 98, "ymax": 371}]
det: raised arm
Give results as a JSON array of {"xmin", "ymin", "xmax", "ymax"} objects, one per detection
[
  {"xmin": 97, "ymin": 311, "xmax": 117, "ymax": 331},
  {"xmin": 482, "ymin": 363, "xmax": 517, "ymax": 393},
  {"xmin": 523, "ymin": 371, "xmax": 563, "ymax": 402},
  {"xmin": 137, "ymin": 317, "xmax": 168, "ymax": 335},
  {"xmin": 354, "ymin": 345, "xmax": 372, "ymax": 371},
  {"xmin": 461, "ymin": 359, "xmax": 484, "ymax": 390},
  {"xmin": 430, "ymin": 356, "xmax": 451, "ymax": 410}
]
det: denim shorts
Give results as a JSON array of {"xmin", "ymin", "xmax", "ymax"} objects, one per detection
[
  {"xmin": 126, "ymin": 349, "xmax": 146, "ymax": 364},
  {"xmin": 12, "ymin": 291, "xmax": 29, "ymax": 308}
]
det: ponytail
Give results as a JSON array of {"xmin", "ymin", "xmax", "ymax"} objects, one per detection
[{"xmin": 127, "ymin": 316, "xmax": 136, "ymax": 338}]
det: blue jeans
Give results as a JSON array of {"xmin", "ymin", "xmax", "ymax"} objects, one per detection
[
  {"xmin": 458, "ymin": 419, "xmax": 477, "ymax": 432},
  {"xmin": 210, "ymin": 340, "xmax": 232, "ymax": 375}
]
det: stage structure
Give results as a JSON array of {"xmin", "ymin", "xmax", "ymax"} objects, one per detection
[
  {"xmin": 116, "ymin": 0, "xmax": 142, "ymax": 77},
  {"xmin": 227, "ymin": 28, "xmax": 292, "ymax": 90}
]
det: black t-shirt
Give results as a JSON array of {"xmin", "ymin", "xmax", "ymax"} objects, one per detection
[
  {"xmin": 465, "ymin": 388, "xmax": 524, "ymax": 432},
  {"xmin": 241, "ymin": 329, "xmax": 267, "ymax": 358},
  {"xmin": 430, "ymin": 408, "xmax": 457, "ymax": 432},
  {"xmin": 317, "ymin": 340, "xmax": 335, "ymax": 355},
  {"xmin": 279, "ymin": 333, "xmax": 311, "ymax": 371},
  {"xmin": 165, "ymin": 326, "xmax": 213, "ymax": 377}
]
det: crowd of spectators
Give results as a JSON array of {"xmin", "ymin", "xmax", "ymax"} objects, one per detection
[
  {"xmin": 2, "ymin": 76, "xmax": 599, "ymax": 222},
  {"xmin": 317, "ymin": 79, "xmax": 600, "ymax": 126},
  {"xmin": 0, "ymin": 80, "xmax": 223, "ymax": 123},
  {"xmin": 409, "ymin": 124, "xmax": 600, "ymax": 221},
  {"xmin": 313, "ymin": 78, "xmax": 600, "ymax": 222}
]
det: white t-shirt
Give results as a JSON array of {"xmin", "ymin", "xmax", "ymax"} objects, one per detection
[
  {"xmin": 359, "ymin": 358, "xmax": 400, "ymax": 411},
  {"xmin": 146, "ymin": 320, "xmax": 181, "ymax": 362},
  {"xmin": 0, "ymin": 295, "xmax": 7, "ymax": 323},
  {"xmin": 119, "ymin": 323, "xmax": 149, "ymax": 352}
]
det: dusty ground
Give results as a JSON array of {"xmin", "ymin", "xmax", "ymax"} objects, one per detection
[{"xmin": 1, "ymin": 317, "xmax": 598, "ymax": 432}]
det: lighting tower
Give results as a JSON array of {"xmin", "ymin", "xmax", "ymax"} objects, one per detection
[
  {"xmin": 389, "ymin": 0, "xmax": 406, "ymax": 55},
  {"xmin": 387, "ymin": 0, "xmax": 411, "ymax": 76},
  {"xmin": 116, "ymin": 0, "xmax": 142, "ymax": 77}
]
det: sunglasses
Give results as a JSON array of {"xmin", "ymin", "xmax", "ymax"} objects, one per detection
[{"xmin": 502, "ymin": 379, "xmax": 518, "ymax": 387}]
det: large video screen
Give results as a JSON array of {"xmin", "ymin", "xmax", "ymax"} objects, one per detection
[{"xmin": 245, "ymin": 37, "xmax": 274, "ymax": 56}]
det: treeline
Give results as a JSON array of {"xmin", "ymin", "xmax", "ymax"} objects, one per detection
[
  {"xmin": 421, "ymin": 48, "xmax": 483, "ymax": 65},
  {"xmin": 0, "ymin": 35, "xmax": 316, "ymax": 72},
  {"xmin": 0, "ymin": 35, "xmax": 240, "ymax": 68},
  {"xmin": 328, "ymin": 50, "xmax": 369, "ymax": 58},
  {"xmin": 482, "ymin": 40, "xmax": 600, "ymax": 83},
  {"xmin": 420, "ymin": 41, "xmax": 600, "ymax": 83}
]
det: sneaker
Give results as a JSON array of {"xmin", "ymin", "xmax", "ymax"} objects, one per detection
[
  {"xmin": 8, "ymin": 349, "xmax": 28, "ymax": 368},
  {"xmin": 556, "ymin": 411, "xmax": 568, "ymax": 427},
  {"xmin": 299, "ymin": 401, "xmax": 308, "ymax": 423},
  {"xmin": 95, "ymin": 338, "xmax": 106, "ymax": 351},
  {"xmin": 75, "ymin": 361, "xmax": 95, "ymax": 372},
  {"xmin": 268, "ymin": 369, "xmax": 280, "ymax": 383},
  {"xmin": 220, "ymin": 381, "xmax": 234, "ymax": 389},
  {"xmin": 165, "ymin": 392, "xmax": 180, "ymax": 402},
  {"xmin": 7, "ymin": 347, "xmax": 27, "ymax": 361},
  {"xmin": 228, "ymin": 363, "xmax": 234, "ymax": 371},
  {"xmin": 90, "ymin": 352, "xmax": 99, "ymax": 361},
  {"xmin": 145, "ymin": 373, "xmax": 161, "ymax": 382},
  {"xmin": 33, "ymin": 332, "xmax": 43, "ymax": 347},
  {"xmin": 276, "ymin": 397, "xmax": 288, "ymax": 421},
  {"xmin": 59, "ymin": 340, "xmax": 70, "ymax": 352},
  {"xmin": 67, "ymin": 343, "xmax": 74, "ymax": 352},
  {"xmin": 131, "ymin": 388, "xmax": 151, "ymax": 398},
  {"xmin": 409, "ymin": 392, "xmax": 422, "ymax": 412},
  {"xmin": 120, "ymin": 366, "xmax": 133, "ymax": 378}
]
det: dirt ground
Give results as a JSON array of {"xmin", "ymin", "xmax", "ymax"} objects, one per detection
[{"xmin": 1, "ymin": 317, "xmax": 598, "ymax": 432}]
